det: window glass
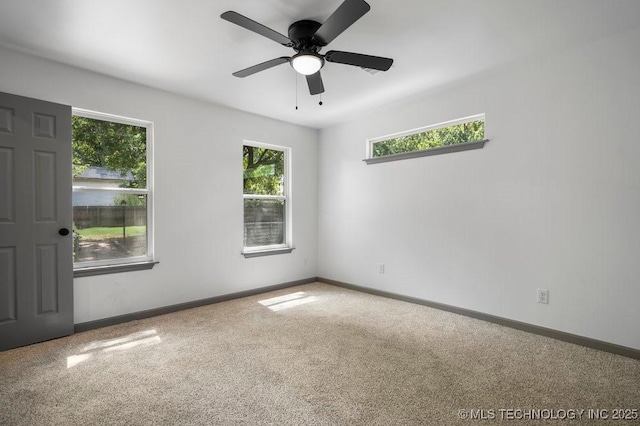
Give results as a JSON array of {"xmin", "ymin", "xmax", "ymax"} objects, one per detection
[
  {"xmin": 243, "ymin": 199, "xmax": 285, "ymax": 247},
  {"xmin": 243, "ymin": 146, "xmax": 284, "ymax": 196},
  {"xmin": 73, "ymin": 117, "xmax": 147, "ymax": 188}
]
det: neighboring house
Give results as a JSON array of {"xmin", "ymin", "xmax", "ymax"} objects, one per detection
[{"xmin": 73, "ymin": 166, "xmax": 133, "ymax": 207}]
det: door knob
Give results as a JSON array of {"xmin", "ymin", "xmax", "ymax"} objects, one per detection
[{"xmin": 58, "ymin": 228, "xmax": 70, "ymax": 236}]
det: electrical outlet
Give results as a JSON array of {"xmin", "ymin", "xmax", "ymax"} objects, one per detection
[
  {"xmin": 537, "ymin": 288, "xmax": 549, "ymax": 304},
  {"xmin": 378, "ymin": 263, "xmax": 385, "ymax": 274}
]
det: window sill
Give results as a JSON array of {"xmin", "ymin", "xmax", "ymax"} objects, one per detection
[
  {"xmin": 74, "ymin": 261, "xmax": 159, "ymax": 278},
  {"xmin": 364, "ymin": 139, "xmax": 488, "ymax": 165},
  {"xmin": 242, "ymin": 247, "xmax": 294, "ymax": 258}
]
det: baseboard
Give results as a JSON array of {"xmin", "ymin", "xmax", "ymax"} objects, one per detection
[
  {"xmin": 318, "ymin": 277, "xmax": 640, "ymax": 360},
  {"xmin": 74, "ymin": 277, "xmax": 317, "ymax": 333}
]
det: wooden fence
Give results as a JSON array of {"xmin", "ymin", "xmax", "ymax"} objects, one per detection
[{"xmin": 73, "ymin": 206, "xmax": 146, "ymax": 229}]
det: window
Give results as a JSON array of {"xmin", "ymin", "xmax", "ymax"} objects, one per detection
[
  {"xmin": 72, "ymin": 109, "xmax": 154, "ymax": 272},
  {"xmin": 365, "ymin": 114, "xmax": 487, "ymax": 164},
  {"xmin": 242, "ymin": 142, "xmax": 292, "ymax": 257}
]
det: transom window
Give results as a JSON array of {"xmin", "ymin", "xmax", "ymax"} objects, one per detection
[
  {"xmin": 242, "ymin": 142, "xmax": 292, "ymax": 256},
  {"xmin": 366, "ymin": 114, "xmax": 486, "ymax": 163},
  {"xmin": 72, "ymin": 109, "xmax": 153, "ymax": 269}
]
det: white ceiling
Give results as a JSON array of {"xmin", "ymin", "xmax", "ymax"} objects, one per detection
[{"xmin": 1, "ymin": 0, "xmax": 639, "ymax": 129}]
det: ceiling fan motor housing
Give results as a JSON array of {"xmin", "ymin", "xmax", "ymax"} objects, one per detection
[{"xmin": 288, "ymin": 20, "xmax": 323, "ymax": 52}]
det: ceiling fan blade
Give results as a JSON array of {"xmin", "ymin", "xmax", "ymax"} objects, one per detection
[
  {"xmin": 306, "ymin": 72, "xmax": 325, "ymax": 95},
  {"xmin": 313, "ymin": 0, "xmax": 370, "ymax": 46},
  {"xmin": 232, "ymin": 57, "xmax": 290, "ymax": 78},
  {"xmin": 325, "ymin": 50, "xmax": 393, "ymax": 71},
  {"xmin": 221, "ymin": 11, "xmax": 292, "ymax": 47}
]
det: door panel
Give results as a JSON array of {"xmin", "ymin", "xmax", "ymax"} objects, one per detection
[
  {"xmin": 33, "ymin": 112, "xmax": 57, "ymax": 139},
  {"xmin": 0, "ymin": 92, "xmax": 73, "ymax": 351},
  {"xmin": 34, "ymin": 150, "xmax": 57, "ymax": 221},
  {"xmin": 35, "ymin": 244, "xmax": 59, "ymax": 314},
  {"xmin": 0, "ymin": 247, "xmax": 17, "ymax": 323},
  {"xmin": 0, "ymin": 147, "xmax": 14, "ymax": 221},
  {"xmin": 0, "ymin": 107, "xmax": 13, "ymax": 133}
]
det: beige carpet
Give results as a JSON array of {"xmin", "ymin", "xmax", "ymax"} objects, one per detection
[{"xmin": 1, "ymin": 282, "xmax": 639, "ymax": 425}]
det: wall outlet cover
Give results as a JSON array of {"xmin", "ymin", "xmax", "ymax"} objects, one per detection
[{"xmin": 537, "ymin": 288, "xmax": 549, "ymax": 304}]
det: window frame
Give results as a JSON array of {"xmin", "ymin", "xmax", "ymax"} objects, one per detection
[
  {"xmin": 365, "ymin": 114, "xmax": 487, "ymax": 164},
  {"xmin": 71, "ymin": 108, "xmax": 155, "ymax": 273},
  {"xmin": 241, "ymin": 140, "xmax": 293, "ymax": 257}
]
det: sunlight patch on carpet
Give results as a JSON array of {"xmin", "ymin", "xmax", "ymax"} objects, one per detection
[
  {"xmin": 67, "ymin": 329, "xmax": 162, "ymax": 368},
  {"xmin": 258, "ymin": 291, "xmax": 318, "ymax": 312}
]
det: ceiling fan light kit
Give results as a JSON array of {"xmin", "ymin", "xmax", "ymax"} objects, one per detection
[
  {"xmin": 221, "ymin": 0, "xmax": 393, "ymax": 96},
  {"xmin": 291, "ymin": 52, "xmax": 324, "ymax": 75}
]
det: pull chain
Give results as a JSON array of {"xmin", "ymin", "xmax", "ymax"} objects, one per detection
[
  {"xmin": 295, "ymin": 72, "xmax": 298, "ymax": 110},
  {"xmin": 319, "ymin": 93, "xmax": 323, "ymax": 106}
]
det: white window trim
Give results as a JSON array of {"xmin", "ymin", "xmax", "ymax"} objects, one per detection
[
  {"xmin": 366, "ymin": 113, "xmax": 487, "ymax": 161},
  {"xmin": 71, "ymin": 108, "xmax": 155, "ymax": 271},
  {"xmin": 242, "ymin": 140, "xmax": 293, "ymax": 257}
]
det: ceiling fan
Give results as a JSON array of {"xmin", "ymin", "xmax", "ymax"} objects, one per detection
[{"xmin": 221, "ymin": 0, "xmax": 393, "ymax": 96}]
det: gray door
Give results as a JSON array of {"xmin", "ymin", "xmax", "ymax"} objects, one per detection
[{"xmin": 0, "ymin": 92, "xmax": 73, "ymax": 351}]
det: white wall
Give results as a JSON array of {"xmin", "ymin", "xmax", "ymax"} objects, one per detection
[
  {"xmin": 0, "ymin": 46, "xmax": 318, "ymax": 324},
  {"xmin": 318, "ymin": 27, "xmax": 640, "ymax": 350}
]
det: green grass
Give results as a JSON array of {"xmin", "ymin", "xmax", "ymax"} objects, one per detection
[{"xmin": 76, "ymin": 226, "xmax": 146, "ymax": 240}]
